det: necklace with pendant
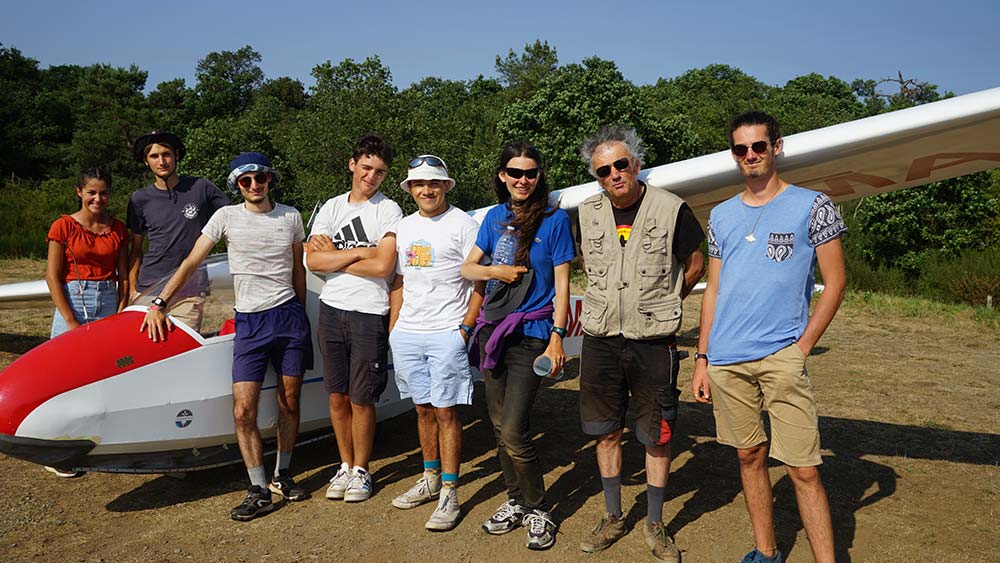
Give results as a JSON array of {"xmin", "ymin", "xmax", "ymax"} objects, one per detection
[{"xmin": 739, "ymin": 185, "xmax": 784, "ymax": 243}]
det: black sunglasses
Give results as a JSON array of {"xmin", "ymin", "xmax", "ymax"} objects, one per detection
[
  {"xmin": 595, "ymin": 157, "xmax": 630, "ymax": 179},
  {"xmin": 237, "ymin": 172, "xmax": 269, "ymax": 188},
  {"xmin": 504, "ymin": 166, "xmax": 539, "ymax": 180},
  {"xmin": 731, "ymin": 140, "xmax": 771, "ymax": 157},
  {"xmin": 408, "ymin": 156, "xmax": 447, "ymax": 170}
]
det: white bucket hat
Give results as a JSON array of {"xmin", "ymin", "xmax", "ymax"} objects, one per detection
[{"xmin": 400, "ymin": 154, "xmax": 457, "ymax": 192}]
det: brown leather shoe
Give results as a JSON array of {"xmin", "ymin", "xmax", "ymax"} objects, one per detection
[
  {"xmin": 580, "ymin": 512, "xmax": 628, "ymax": 553},
  {"xmin": 643, "ymin": 520, "xmax": 681, "ymax": 563}
]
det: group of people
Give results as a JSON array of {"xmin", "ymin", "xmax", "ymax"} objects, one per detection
[{"xmin": 45, "ymin": 110, "xmax": 846, "ymax": 563}]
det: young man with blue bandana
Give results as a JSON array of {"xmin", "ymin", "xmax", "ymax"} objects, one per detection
[
  {"xmin": 691, "ymin": 111, "xmax": 847, "ymax": 563},
  {"xmin": 140, "ymin": 152, "xmax": 311, "ymax": 521}
]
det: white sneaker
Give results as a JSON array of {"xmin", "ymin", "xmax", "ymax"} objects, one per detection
[
  {"xmin": 325, "ymin": 462, "xmax": 351, "ymax": 500},
  {"xmin": 44, "ymin": 466, "xmax": 83, "ymax": 478},
  {"xmin": 392, "ymin": 474, "xmax": 441, "ymax": 509},
  {"xmin": 344, "ymin": 466, "xmax": 373, "ymax": 502},
  {"xmin": 425, "ymin": 488, "xmax": 460, "ymax": 531}
]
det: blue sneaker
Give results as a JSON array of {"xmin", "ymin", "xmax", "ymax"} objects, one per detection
[{"xmin": 740, "ymin": 548, "xmax": 782, "ymax": 563}]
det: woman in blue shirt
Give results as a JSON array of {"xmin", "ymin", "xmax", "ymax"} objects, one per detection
[{"xmin": 461, "ymin": 141, "xmax": 575, "ymax": 550}]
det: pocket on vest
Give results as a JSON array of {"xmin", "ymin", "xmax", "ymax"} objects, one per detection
[
  {"xmin": 637, "ymin": 262, "xmax": 670, "ymax": 290},
  {"xmin": 582, "ymin": 292, "xmax": 609, "ymax": 335},
  {"xmin": 637, "ymin": 295, "xmax": 682, "ymax": 336}
]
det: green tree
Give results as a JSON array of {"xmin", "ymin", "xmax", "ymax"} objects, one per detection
[
  {"xmin": 495, "ymin": 40, "xmax": 558, "ymax": 101},
  {"xmin": 644, "ymin": 64, "xmax": 771, "ymax": 152},
  {"xmin": 258, "ymin": 76, "xmax": 307, "ymax": 109},
  {"xmin": 71, "ymin": 64, "xmax": 151, "ymax": 176},
  {"xmin": 193, "ymin": 45, "xmax": 264, "ymax": 121},
  {"xmin": 765, "ymin": 73, "xmax": 863, "ymax": 135},
  {"xmin": 146, "ymin": 78, "xmax": 194, "ymax": 137}
]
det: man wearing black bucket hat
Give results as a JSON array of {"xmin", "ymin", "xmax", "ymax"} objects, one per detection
[
  {"xmin": 141, "ymin": 152, "xmax": 311, "ymax": 521},
  {"xmin": 576, "ymin": 125, "xmax": 705, "ymax": 562},
  {"xmin": 126, "ymin": 131, "xmax": 229, "ymax": 331}
]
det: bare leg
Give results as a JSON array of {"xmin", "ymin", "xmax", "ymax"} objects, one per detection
[
  {"xmin": 596, "ymin": 430, "xmax": 623, "ymax": 478},
  {"xmin": 645, "ymin": 443, "xmax": 672, "ymax": 487},
  {"xmin": 415, "ymin": 403, "xmax": 439, "ymax": 463},
  {"xmin": 351, "ymin": 402, "xmax": 376, "ymax": 470},
  {"xmin": 275, "ymin": 375, "xmax": 302, "ymax": 454},
  {"xmin": 233, "ymin": 381, "xmax": 264, "ymax": 469},
  {"xmin": 738, "ymin": 445, "xmax": 778, "ymax": 558},
  {"xmin": 786, "ymin": 465, "xmax": 835, "ymax": 563},
  {"xmin": 329, "ymin": 392, "xmax": 354, "ymax": 467},
  {"xmin": 435, "ymin": 407, "xmax": 461, "ymax": 475}
]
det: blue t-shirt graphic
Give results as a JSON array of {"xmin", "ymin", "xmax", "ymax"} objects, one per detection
[
  {"xmin": 706, "ymin": 185, "xmax": 846, "ymax": 365},
  {"xmin": 474, "ymin": 203, "xmax": 576, "ymax": 340}
]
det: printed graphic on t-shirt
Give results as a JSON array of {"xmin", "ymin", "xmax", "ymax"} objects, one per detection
[
  {"xmin": 405, "ymin": 240, "xmax": 434, "ymax": 268},
  {"xmin": 767, "ymin": 232, "xmax": 794, "ymax": 263},
  {"xmin": 183, "ymin": 203, "xmax": 199, "ymax": 219},
  {"xmin": 333, "ymin": 216, "xmax": 376, "ymax": 249},
  {"xmin": 617, "ymin": 224, "xmax": 632, "ymax": 245}
]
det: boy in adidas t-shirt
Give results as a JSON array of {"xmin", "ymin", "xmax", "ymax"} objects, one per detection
[{"xmin": 306, "ymin": 135, "xmax": 403, "ymax": 503}]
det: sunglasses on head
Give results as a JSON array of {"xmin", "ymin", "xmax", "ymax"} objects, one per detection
[
  {"xmin": 409, "ymin": 156, "xmax": 447, "ymax": 170},
  {"xmin": 595, "ymin": 157, "xmax": 630, "ymax": 179},
  {"xmin": 731, "ymin": 140, "xmax": 771, "ymax": 157},
  {"xmin": 504, "ymin": 166, "xmax": 539, "ymax": 180},
  {"xmin": 237, "ymin": 172, "xmax": 269, "ymax": 188}
]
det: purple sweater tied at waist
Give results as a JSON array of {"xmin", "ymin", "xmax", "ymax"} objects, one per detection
[{"xmin": 470, "ymin": 303, "xmax": 554, "ymax": 371}]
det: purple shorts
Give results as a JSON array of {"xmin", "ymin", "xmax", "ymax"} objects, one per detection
[{"xmin": 232, "ymin": 298, "xmax": 313, "ymax": 383}]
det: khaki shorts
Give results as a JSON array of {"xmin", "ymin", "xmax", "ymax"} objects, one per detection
[
  {"xmin": 707, "ymin": 343, "xmax": 821, "ymax": 467},
  {"xmin": 130, "ymin": 292, "xmax": 206, "ymax": 333}
]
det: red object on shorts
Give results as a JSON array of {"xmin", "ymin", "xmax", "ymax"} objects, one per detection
[{"xmin": 657, "ymin": 418, "xmax": 673, "ymax": 445}]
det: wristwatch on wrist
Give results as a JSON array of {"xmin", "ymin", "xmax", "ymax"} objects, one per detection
[
  {"xmin": 458, "ymin": 323, "xmax": 475, "ymax": 338},
  {"xmin": 551, "ymin": 326, "xmax": 568, "ymax": 338},
  {"xmin": 694, "ymin": 352, "xmax": 709, "ymax": 362},
  {"xmin": 150, "ymin": 296, "xmax": 167, "ymax": 311}
]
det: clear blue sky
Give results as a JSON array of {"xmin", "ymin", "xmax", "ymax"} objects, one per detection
[{"xmin": 3, "ymin": 0, "xmax": 998, "ymax": 96}]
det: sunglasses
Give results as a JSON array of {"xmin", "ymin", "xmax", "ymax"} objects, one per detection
[
  {"xmin": 595, "ymin": 157, "xmax": 630, "ymax": 179},
  {"xmin": 408, "ymin": 156, "xmax": 447, "ymax": 170},
  {"xmin": 237, "ymin": 172, "xmax": 269, "ymax": 188},
  {"xmin": 731, "ymin": 141, "xmax": 771, "ymax": 157},
  {"xmin": 504, "ymin": 166, "xmax": 539, "ymax": 180}
]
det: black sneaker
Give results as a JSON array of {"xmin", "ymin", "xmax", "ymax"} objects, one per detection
[
  {"xmin": 270, "ymin": 471, "xmax": 308, "ymax": 502},
  {"xmin": 524, "ymin": 509, "xmax": 557, "ymax": 550},
  {"xmin": 482, "ymin": 499, "xmax": 527, "ymax": 535},
  {"xmin": 230, "ymin": 485, "xmax": 275, "ymax": 521}
]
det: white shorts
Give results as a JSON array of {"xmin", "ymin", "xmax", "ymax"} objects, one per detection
[{"xmin": 389, "ymin": 328, "xmax": 474, "ymax": 408}]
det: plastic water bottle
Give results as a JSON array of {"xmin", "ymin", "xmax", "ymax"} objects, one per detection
[
  {"xmin": 486, "ymin": 225, "xmax": 517, "ymax": 295},
  {"xmin": 533, "ymin": 354, "xmax": 570, "ymax": 381}
]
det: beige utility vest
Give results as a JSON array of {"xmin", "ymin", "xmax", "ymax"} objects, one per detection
[{"xmin": 578, "ymin": 186, "xmax": 686, "ymax": 339}]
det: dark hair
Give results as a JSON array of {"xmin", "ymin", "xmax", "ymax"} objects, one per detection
[
  {"xmin": 353, "ymin": 134, "xmax": 395, "ymax": 165},
  {"xmin": 76, "ymin": 167, "xmax": 112, "ymax": 189},
  {"xmin": 727, "ymin": 111, "xmax": 781, "ymax": 146},
  {"xmin": 494, "ymin": 141, "xmax": 554, "ymax": 267},
  {"xmin": 143, "ymin": 141, "xmax": 176, "ymax": 159}
]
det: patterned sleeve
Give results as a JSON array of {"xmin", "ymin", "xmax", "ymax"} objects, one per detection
[
  {"xmin": 706, "ymin": 220, "xmax": 720, "ymax": 259},
  {"xmin": 808, "ymin": 193, "xmax": 848, "ymax": 247}
]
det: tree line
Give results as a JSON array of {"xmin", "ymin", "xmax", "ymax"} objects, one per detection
[{"xmin": 2, "ymin": 40, "xmax": 998, "ymax": 297}]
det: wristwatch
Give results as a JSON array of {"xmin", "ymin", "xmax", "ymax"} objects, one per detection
[
  {"xmin": 150, "ymin": 296, "xmax": 167, "ymax": 311},
  {"xmin": 551, "ymin": 326, "xmax": 568, "ymax": 338},
  {"xmin": 694, "ymin": 352, "xmax": 709, "ymax": 362},
  {"xmin": 458, "ymin": 324, "xmax": 475, "ymax": 338}
]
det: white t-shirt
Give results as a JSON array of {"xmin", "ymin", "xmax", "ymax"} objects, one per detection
[
  {"xmin": 394, "ymin": 205, "xmax": 479, "ymax": 333},
  {"xmin": 202, "ymin": 202, "xmax": 305, "ymax": 313},
  {"xmin": 310, "ymin": 191, "xmax": 403, "ymax": 315}
]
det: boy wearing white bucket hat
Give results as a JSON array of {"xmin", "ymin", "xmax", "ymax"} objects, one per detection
[{"xmin": 387, "ymin": 155, "xmax": 482, "ymax": 531}]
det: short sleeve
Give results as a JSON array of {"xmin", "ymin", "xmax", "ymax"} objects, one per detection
[
  {"xmin": 47, "ymin": 216, "xmax": 72, "ymax": 245},
  {"xmin": 808, "ymin": 193, "xmax": 847, "ymax": 247},
  {"xmin": 475, "ymin": 208, "xmax": 500, "ymax": 257},
  {"xmin": 548, "ymin": 210, "xmax": 576, "ymax": 266},
  {"xmin": 379, "ymin": 199, "xmax": 403, "ymax": 238},
  {"xmin": 707, "ymin": 220, "xmax": 720, "ymax": 259},
  {"xmin": 206, "ymin": 181, "xmax": 231, "ymax": 214},
  {"xmin": 201, "ymin": 207, "xmax": 228, "ymax": 243},
  {"xmin": 291, "ymin": 210, "xmax": 305, "ymax": 242},
  {"xmin": 310, "ymin": 199, "xmax": 335, "ymax": 239},
  {"xmin": 672, "ymin": 204, "xmax": 706, "ymax": 260},
  {"xmin": 126, "ymin": 195, "xmax": 146, "ymax": 234},
  {"xmin": 460, "ymin": 217, "xmax": 479, "ymax": 259}
]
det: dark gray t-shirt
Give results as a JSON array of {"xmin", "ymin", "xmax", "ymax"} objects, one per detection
[{"xmin": 126, "ymin": 176, "xmax": 230, "ymax": 290}]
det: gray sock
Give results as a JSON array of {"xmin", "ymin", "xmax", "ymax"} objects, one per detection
[
  {"xmin": 601, "ymin": 476, "xmax": 622, "ymax": 518},
  {"xmin": 275, "ymin": 451, "xmax": 291, "ymax": 478},
  {"xmin": 248, "ymin": 465, "xmax": 267, "ymax": 489},
  {"xmin": 647, "ymin": 484, "xmax": 666, "ymax": 525}
]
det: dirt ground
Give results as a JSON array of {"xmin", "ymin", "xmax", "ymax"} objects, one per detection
[{"xmin": 1, "ymin": 259, "xmax": 998, "ymax": 563}]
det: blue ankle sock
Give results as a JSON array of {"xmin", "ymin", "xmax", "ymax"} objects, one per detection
[
  {"xmin": 423, "ymin": 459, "xmax": 441, "ymax": 475},
  {"xmin": 441, "ymin": 472, "xmax": 458, "ymax": 490}
]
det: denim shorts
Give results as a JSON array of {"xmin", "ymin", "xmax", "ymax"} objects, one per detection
[
  {"xmin": 389, "ymin": 328, "xmax": 473, "ymax": 408},
  {"xmin": 51, "ymin": 280, "xmax": 118, "ymax": 338}
]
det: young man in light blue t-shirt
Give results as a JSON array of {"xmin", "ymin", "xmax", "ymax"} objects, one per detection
[{"xmin": 691, "ymin": 111, "xmax": 847, "ymax": 563}]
